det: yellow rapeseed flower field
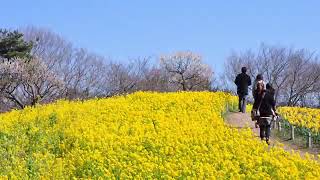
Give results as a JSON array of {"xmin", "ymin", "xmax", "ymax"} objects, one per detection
[
  {"xmin": 0, "ymin": 92, "xmax": 319, "ymax": 179},
  {"xmin": 247, "ymin": 103, "xmax": 320, "ymax": 133},
  {"xmin": 278, "ymin": 107, "xmax": 320, "ymax": 132}
]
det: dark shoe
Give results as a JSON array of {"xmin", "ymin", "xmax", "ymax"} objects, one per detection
[{"xmin": 266, "ymin": 139, "xmax": 270, "ymax": 145}]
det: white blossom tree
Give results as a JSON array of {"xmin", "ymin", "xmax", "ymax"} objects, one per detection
[
  {"xmin": 160, "ymin": 51, "xmax": 213, "ymax": 91},
  {"xmin": 0, "ymin": 57, "xmax": 64, "ymax": 108}
]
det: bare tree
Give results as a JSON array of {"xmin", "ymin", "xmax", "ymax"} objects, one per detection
[
  {"xmin": 317, "ymin": 93, "xmax": 320, "ymax": 108},
  {"xmin": 61, "ymin": 48, "xmax": 109, "ymax": 99},
  {"xmin": 283, "ymin": 51, "xmax": 320, "ymax": 106},
  {"xmin": 255, "ymin": 44, "xmax": 291, "ymax": 101},
  {"xmin": 0, "ymin": 59, "xmax": 25, "ymax": 108},
  {"xmin": 137, "ymin": 66, "xmax": 170, "ymax": 92},
  {"xmin": 0, "ymin": 58, "xmax": 64, "ymax": 109},
  {"xmin": 22, "ymin": 26, "xmax": 73, "ymax": 72},
  {"xmin": 224, "ymin": 44, "xmax": 320, "ymax": 107},
  {"xmin": 105, "ymin": 57, "xmax": 151, "ymax": 96},
  {"xmin": 160, "ymin": 51, "xmax": 213, "ymax": 91},
  {"xmin": 223, "ymin": 51, "xmax": 255, "ymax": 92},
  {"xmin": 22, "ymin": 26, "xmax": 111, "ymax": 100}
]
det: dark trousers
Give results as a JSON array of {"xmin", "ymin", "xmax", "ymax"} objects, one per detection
[
  {"xmin": 238, "ymin": 94, "xmax": 247, "ymax": 113},
  {"xmin": 259, "ymin": 123, "xmax": 271, "ymax": 140}
]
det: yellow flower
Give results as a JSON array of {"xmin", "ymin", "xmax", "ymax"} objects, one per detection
[{"xmin": 0, "ymin": 92, "xmax": 318, "ymax": 178}]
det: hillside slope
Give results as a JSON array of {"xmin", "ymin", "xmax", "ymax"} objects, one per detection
[{"xmin": 0, "ymin": 92, "xmax": 319, "ymax": 179}]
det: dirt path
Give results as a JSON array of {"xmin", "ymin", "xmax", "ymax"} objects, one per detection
[{"xmin": 225, "ymin": 112, "xmax": 319, "ymax": 160}]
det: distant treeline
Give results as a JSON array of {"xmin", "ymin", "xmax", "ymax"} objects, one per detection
[{"xmin": 0, "ymin": 26, "xmax": 319, "ymax": 112}]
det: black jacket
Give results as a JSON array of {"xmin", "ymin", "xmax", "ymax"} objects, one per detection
[
  {"xmin": 258, "ymin": 90, "xmax": 276, "ymax": 116},
  {"xmin": 234, "ymin": 73, "xmax": 251, "ymax": 95}
]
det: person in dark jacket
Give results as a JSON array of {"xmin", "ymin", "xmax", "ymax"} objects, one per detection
[
  {"xmin": 252, "ymin": 74, "xmax": 265, "ymax": 102},
  {"xmin": 234, "ymin": 67, "xmax": 252, "ymax": 113},
  {"xmin": 251, "ymin": 74, "xmax": 265, "ymax": 127},
  {"xmin": 258, "ymin": 83, "xmax": 277, "ymax": 145}
]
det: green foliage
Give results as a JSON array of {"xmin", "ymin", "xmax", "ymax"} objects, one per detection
[{"xmin": 0, "ymin": 29, "xmax": 33, "ymax": 61}]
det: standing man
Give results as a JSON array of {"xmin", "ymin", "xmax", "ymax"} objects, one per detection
[{"xmin": 234, "ymin": 67, "xmax": 251, "ymax": 113}]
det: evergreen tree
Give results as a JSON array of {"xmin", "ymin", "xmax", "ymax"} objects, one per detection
[{"xmin": 0, "ymin": 29, "xmax": 33, "ymax": 61}]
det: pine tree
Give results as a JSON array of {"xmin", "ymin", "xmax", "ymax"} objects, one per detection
[{"xmin": 0, "ymin": 29, "xmax": 33, "ymax": 61}]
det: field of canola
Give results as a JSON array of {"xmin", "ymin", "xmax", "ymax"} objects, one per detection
[
  {"xmin": 0, "ymin": 92, "xmax": 319, "ymax": 179},
  {"xmin": 278, "ymin": 107, "xmax": 320, "ymax": 133}
]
